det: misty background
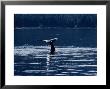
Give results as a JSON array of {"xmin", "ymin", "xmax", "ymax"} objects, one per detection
[{"xmin": 14, "ymin": 14, "xmax": 97, "ymax": 47}]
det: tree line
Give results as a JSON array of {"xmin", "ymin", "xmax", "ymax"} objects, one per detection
[{"xmin": 14, "ymin": 14, "xmax": 97, "ymax": 28}]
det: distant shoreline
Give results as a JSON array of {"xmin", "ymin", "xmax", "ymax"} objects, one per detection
[{"xmin": 15, "ymin": 27, "xmax": 96, "ymax": 30}]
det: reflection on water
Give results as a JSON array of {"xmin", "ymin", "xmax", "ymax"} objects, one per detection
[
  {"xmin": 46, "ymin": 54, "xmax": 50, "ymax": 72},
  {"xmin": 14, "ymin": 46, "xmax": 97, "ymax": 76}
]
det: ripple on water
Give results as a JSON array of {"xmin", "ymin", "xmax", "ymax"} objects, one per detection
[{"xmin": 14, "ymin": 46, "xmax": 97, "ymax": 76}]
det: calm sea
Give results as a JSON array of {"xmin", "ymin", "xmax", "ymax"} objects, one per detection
[{"xmin": 14, "ymin": 27, "xmax": 97, "ymax": 76}]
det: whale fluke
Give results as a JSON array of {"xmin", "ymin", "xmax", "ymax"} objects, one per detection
[
  {"xmin": 42, "ymin": 38, "xmax": 58, "ymax": 43},
  {"xmin": 41, "ymin": 38, "xmax": 58, "ymax": 54}
]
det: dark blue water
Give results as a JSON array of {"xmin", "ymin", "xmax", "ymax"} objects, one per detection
[
  {"xmin": 14, "ymin": 27, "xmax": 96, "ymax": 47},
  {"xmin": 14, "ymin": 28, "xmax": 97, "ymax": 76}
]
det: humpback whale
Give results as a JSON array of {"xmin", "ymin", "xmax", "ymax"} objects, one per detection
[{"xmin": 42, "ymin": 38, "xmax": 58, "ymax": 54}]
